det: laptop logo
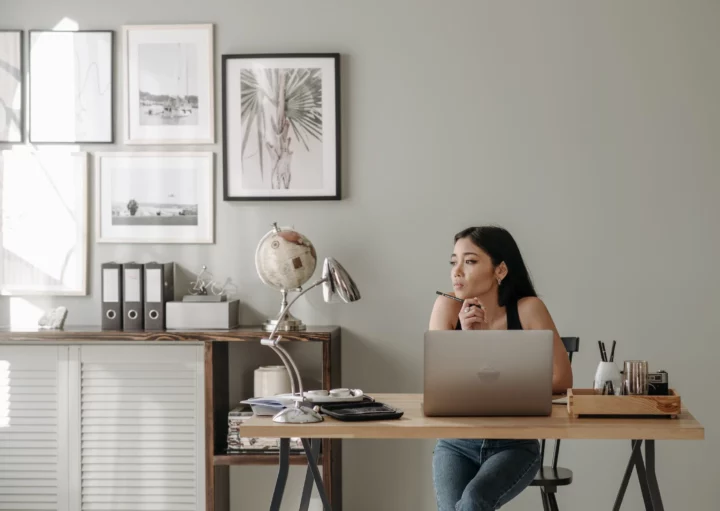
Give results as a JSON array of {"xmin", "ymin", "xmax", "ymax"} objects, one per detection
[{"xmin": 476, "ymin": 366, "xmax": 500, "ymax": 382}]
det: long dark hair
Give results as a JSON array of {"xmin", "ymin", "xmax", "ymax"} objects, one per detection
[{"xmin": 454, "ymin": 226, "xmax": 537, "ymax": 307}]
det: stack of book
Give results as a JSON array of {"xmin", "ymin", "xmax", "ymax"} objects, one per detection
[{"xmin": 227, "ymin": 405, "xmax": 303, "ymax": 453}]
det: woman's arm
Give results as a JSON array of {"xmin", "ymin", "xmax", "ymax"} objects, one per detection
[
  {"xmin": 429, "ymin": 295, "xmax": 463, "ymax": 331},
  {"xmin": 518, "ymin": 297, "xmax": 574, "ymax": 393}
]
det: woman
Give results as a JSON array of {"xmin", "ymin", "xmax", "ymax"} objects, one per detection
[{"xmin": 429, "ymin": 226, "xmax": 573, "ymax": 511}]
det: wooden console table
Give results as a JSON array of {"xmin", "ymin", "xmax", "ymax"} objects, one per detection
[{"xmin": 0, "ymin": 326, "xmax": 342, "ymax": 511}]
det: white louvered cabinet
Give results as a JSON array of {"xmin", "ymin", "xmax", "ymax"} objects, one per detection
[
  {"xmin": 70, "ymin": 345, "xmax": 205, "ymax": 511},
  {"xmin": 0, "ymin": 345, "xmax": 69, "ymax": 511},
  {"xmin": 0, "ymin": 343, "xmax": 205, "ymax": 511}
]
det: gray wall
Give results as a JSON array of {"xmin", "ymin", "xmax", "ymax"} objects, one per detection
[{"xmin": 2, "ymin": 1, "xmax": 719, "ymax": 509}]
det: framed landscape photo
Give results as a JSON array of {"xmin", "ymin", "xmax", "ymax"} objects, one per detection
[
  {"xmin": 222, "ymin": 53, "xmax": 340, "ymax": 200},
  {"xmin": 95, "ymin": 152, "xmax": 214, "ymax": 244},
  {"xmin": 123, "ymin": 24, "xmax": 214, "ymax": 145},
  {"xmin": 0, "ymin": 30, "xmax": 23, "ymax": 143},
  {"xmin": 0, "ymin": 150, "xmax": 88, "ymax": 295},
  {"xmin": 29, "ymin": 30, "xmax": 113, "ymax": 143}
]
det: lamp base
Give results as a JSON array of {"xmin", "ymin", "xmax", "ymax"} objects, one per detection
[
  {"xmin": 263, "ymin": 315, "xmax": 307, "ymax": 332},
  {"xmin": 272, "ymin": 405, "xmax": 323, "ymax": 423},
  {"xmin": 263, "ymin": 288, "xmax": 307, "ymax": 332}
]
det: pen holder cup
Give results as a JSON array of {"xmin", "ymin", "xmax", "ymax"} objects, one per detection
[{"xmin": 593, "ymin": 361, "xmax": 622, "ymax": 395}]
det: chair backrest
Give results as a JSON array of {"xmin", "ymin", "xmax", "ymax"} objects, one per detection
[
  {"xmin": 542, "ymin": 336, "xmax": 580, "ymax": 469},
  {"xmin": 561, "ymin": 337, "xmax": 580, "ymax": 363}
]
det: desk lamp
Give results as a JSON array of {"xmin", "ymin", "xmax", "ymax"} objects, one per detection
[{"xmin": 261, "ymin": 257, "xmax": 361, "ymax": 423}]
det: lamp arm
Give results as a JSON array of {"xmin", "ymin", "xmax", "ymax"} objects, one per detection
[
  {"xmin": 274, "ymin": 343, "xmax": 305, "ymax": 398},
  {"xmin": 261, "ymin": 276, "xmax": 328, "ymax": 403},
  {"xmin": 268, "ymin": 277, "xmax": 328, "ymax": 341},
  {"xmin": 268, "ymin": 345, "xmax": 298, "ymax": 396}
]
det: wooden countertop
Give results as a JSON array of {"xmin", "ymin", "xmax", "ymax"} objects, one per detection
[
  {"xmin": 239, "ymin": 393, "xmax": 705, "ymax": 440},
  {"xmin": 0, "ymin": 325, "xmax": 339, "ymax": 343}
]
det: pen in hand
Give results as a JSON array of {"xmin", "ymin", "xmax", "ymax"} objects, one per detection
[{"xmin": 435, "ymin": 291, "xmax": 483, "ymax": 309}]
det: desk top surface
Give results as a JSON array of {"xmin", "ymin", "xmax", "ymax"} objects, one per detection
[{"xmin": 239, "ymin": 393, "xmax": 705, "ymax": 440}]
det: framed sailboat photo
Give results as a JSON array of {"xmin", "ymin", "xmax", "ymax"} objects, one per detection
[{"xmin": 122, "ymin": 24, "xmax": 214, "ymax": 144}]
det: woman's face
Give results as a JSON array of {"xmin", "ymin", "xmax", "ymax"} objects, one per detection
[{"xmin": 450, "ymin": 237, "xmax": 497, "ymax": 300}]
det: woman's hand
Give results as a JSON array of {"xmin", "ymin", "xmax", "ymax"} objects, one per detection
[{"xmin": 458, "ymin": 298, "xmax": 486, "ymax": 330}]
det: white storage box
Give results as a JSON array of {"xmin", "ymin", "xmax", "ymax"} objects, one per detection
[{"xmin": 166, "ymin": 300, "xmax": 240, "ymax": 330}]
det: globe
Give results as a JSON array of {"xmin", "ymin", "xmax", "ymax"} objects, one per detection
[{"xmin": 255, "ymin": 224, "xmax": 317, "ymax": 291}]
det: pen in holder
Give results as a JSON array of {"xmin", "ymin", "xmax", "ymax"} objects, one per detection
[{"xmin": 594, "ymin": 361, "xmax": 622, "ymax": 395}]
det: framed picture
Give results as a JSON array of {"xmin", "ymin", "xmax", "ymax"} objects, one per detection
[
  {"xmin": 0, "ymin": 30, "xmax": 23, "ymax": 143},
  {"xmin": 29, "ymin": 30, "xmax": 113, "ymax": 143},
  {"xmin": 95, "ymin": 152, "xmax": 214, "ymax": 244},
  {"xmin": 0, "ymin": 150, "xmax": 88, "ymax": 295},
  {"xmin": 123, "ymin": 24, "xmax": 214, "ymax": 145},
  {"xmin": 222, "ymin": 53, "xmax": 340, "ymax": 200}
]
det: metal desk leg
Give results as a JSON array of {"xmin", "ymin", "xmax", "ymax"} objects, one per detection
[
  {"xmin": 301, "ymin": 438, "xmax": 332, "ymax": 510},
  {"xmin": 613, "ymin": 440, "xmax": 664, "ymax": 511},
  {"xmin": 270, "ymin": 438, "xmax": 290, "ymax": 511},
  {"xmin": 613, "ymin": 440, "xmax": 643, "ymax": 511},
  {"xmin": 645, "ymin": 440, "xmax": 665, "ymax": 511},
  {"xmin": 633, "ymin": 442, "xmax": 654, "ymax": 511},
  {"xmin": 299, "ymin": 439, "xmax": 322, "ymax": 511}
]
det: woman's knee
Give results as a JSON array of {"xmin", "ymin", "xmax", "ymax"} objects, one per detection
[{"xmin": 456, "ymin": 443, "xmax": 541, "ymax": 510}]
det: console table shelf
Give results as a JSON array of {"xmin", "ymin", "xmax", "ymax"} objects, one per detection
[
  {"xmin": 0, "ymin": 325, "xmax": 342, "ymax": 511},
  {"xmin": 214, "ymin": 453, "xmax": 323, "ymax": 466}
]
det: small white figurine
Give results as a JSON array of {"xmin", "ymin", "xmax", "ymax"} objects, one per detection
[{"xmin": 38, "ymin": 307, "xmax": 68, "ymax": 330}]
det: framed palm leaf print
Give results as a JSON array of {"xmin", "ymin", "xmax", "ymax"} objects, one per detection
[{"xmin": 221, "ymin": 53, "xmax": 340, "ymax": 200}]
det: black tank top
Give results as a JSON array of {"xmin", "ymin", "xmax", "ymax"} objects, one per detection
[{"xmin": 455, "ymin": 301, "xmax": 523, "ymax": 330}]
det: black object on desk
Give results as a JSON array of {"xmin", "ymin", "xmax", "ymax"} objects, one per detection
[
  {"xmin": 648, "ymin": 370, "xmax": 669, "ymax": 396},
  {"xmin": 319, "ymin": 401, "xmax": 404, "ymax": 421}
]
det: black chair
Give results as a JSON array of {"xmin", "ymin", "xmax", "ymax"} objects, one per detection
[{"xmin": 529, "ymin": 336, "xmax": 579, "ymax": 511}]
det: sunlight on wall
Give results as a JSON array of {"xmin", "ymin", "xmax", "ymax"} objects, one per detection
[
  {"xmin": 53, "ymin": 17, "xmax": 79, "ymax": 31},
  {"xmin": 14, "ymin": 15, "xmax": 81, "ymax": 148},
  {"xmin": 31, "ymin": 20, "xmax": 78, "ymax": 141},
  {"xmin": 1, "ymin": 150, "xmax": 86, "ymax": 295},
  {"xmin": 9, "ymin": 297, "xmax": 44, "ymax": 329},
  {"xmin": 0, "ymin": 17, "xmax": 81, "ymax": 429},
  {"xmin": 1, "ymin": 18, "xmax": 84, "ymax": 298}
]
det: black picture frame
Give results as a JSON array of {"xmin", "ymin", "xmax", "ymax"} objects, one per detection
[
  {"xmin": 28, "ymin": 29, "xmax": 114, "ymax": 144},
  {"xmin": 0, "ymin": 30, "xmax": 24, "ymax": 143},
  {"xmin": 221, "ymin": 53, "xmax": 341, "ymax": 201}
]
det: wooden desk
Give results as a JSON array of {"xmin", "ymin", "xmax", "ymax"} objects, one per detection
[{"xmin": 241, "ymin": 393, "xmax": 704, "ymax": 511}]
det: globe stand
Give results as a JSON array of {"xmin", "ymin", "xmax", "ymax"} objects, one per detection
[{"xmin": 263, "ymin": 289, "xmax": 307, "ymax": 332}]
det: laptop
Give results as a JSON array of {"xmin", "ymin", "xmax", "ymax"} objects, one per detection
[{"xmin": 423, "ymin": 330, "xmax": 554, "ymax": 417}]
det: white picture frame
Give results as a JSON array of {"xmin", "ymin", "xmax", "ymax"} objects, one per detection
[
  {"xmin": 95, "ymin": 152, "xmax": 214, "ymax": 244},
  {"xmin": 0, "ymin": 30, "xmax": 23, "ymax": 143},
  {"xmin": 123, "ymin": 24, "xmax": 214, "ymax": 145},
  {"xmin": 0, "ymin": 150, "xmax": 88, "ymax": 296},
  {"xmin": 29, "ymin": 30, "xmax": 114, "ymax": 143}
]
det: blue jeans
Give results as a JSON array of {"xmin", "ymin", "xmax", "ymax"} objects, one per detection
[{"xmin": 432, "ymin": 439, "xmax": 541, "ymax": 511}]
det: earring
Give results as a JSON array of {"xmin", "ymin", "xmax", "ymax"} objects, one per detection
[{"xmin": 497, "ymin": 277, "xmax": 502, "ymax": 285}]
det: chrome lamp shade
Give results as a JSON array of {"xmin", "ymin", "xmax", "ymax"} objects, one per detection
[{"xmin": 322, "ymin": 257, "xmax": 361, "ymax": 304}]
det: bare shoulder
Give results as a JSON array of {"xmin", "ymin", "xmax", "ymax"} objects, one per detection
[
  {"xmin": 517, "ymin": 296, "xmax": 555, "ymax": 328},
  {"xmin": 429, "ymin": 294, "xmax": 462, "ymax": 330},
  {"xmin": 517, "ymin": 296, "xmax": 549, "ymax": 316}
]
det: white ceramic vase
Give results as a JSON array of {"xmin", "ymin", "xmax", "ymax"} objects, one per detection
[
  {"xmin": 593, "ymin": 361, "xmax": 622, "ymax": 395},
  {"xmin": 253, "ymin": 365, "xmax": 292, "ymax": 397}
]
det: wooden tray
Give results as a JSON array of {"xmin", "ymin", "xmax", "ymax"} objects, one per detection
[{"xmin": 567, "ymin": 389, "xmax": 681, "ymax": 418}]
